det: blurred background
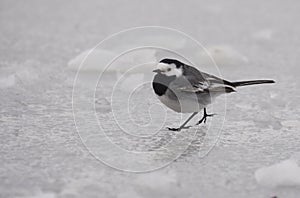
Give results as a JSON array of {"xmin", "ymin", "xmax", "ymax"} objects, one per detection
[{"xmin": 1, "ymin": 0, "xmax": 300, "ymax": 197}]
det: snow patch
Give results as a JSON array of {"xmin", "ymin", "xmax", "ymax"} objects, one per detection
[
  {"xmin": 281, "ymin": 120, "xmax": 300, "ymax": 128},
  {"xmin": 0, "ymin": 60, "xmax": 41, "ymax": 88},
  {"xmin": 68, "ymin": 49, "xmax": 118, "ymax": 71},
  {"xmin": 253, "ymin": 29, "xmax": 273, "ymax": 41},
  {"xmin": 21, "ymin": 191, "xmax": 57, "ymax": 198},
  {"xmin": 117, "ymin": 189, "xmax": 140, "ymax": 198},
  {"xmin": 197, "ymin": 45, "xmax": 249, "ymax": 67},
  {"xmin": 68, "ymin": 44, "xmax": 249, "ymax": 74},
  {"xmin": 16, "ymin": 67, "xmax": 40, "ymax": 84},
  {"xmin": 204, "ymin": 5, "xmax": 223, "ymax": 14},
  {"xmin": 0, "ymin": 74, "xmax": 15, "ymax": 88},
  {"xmin": 67, "ymin": 48, "xmax": 157, "ymax": 73},
  {"xmin": 255, "ymin": 159, "xmax": 300, "ymax": 187},
  {"xmin": 134, "ymin": 170, "xmax": 179, "ymax": 196}
]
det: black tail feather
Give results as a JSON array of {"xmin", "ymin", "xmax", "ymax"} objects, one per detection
[{"xmin": 232, "ymin": 80, "xmax": 275, "ymax": 87}]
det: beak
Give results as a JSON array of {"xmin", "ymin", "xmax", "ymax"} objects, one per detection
[{"xmin": 152, "ymin": 69, "xmax": 161, "ymax": 73}]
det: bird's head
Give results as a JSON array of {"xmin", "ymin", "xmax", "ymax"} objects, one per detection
[{"xmin": 153, "ymin": 58, "xmax": 184, "ymax": 77}]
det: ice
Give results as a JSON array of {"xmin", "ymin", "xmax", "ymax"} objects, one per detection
[
  {"xmin": 2, "ymin": 0, "xmax": 300, "ymax": 197},
  {"xmin": 255, "ymin": 159, "xmax": 300, "ymax": 187}
]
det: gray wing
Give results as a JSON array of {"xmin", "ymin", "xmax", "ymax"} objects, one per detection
[{"xmin": 174, "ymin": 64, "xmax": 236, "ymax": 93}]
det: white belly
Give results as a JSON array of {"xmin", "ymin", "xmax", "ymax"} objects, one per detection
[{"xmin": 158, "ymin": 94, "xmax": 206, "ymax": 113}]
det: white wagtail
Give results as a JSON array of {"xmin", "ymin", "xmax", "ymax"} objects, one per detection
[{"xmin": 152, "ymin": 58, "xmax": 275, "ymax": 131}]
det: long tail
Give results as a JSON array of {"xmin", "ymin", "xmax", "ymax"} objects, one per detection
[{"xmin": 232, "ymin": 80, "xmax": 275, "ymax": 87}]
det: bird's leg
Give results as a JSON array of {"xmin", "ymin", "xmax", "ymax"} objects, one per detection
[
  {"xmin": 168, "ymin": 112, "xmax": 198, "ymax": 131},
  {"xmin": 196, "ymin": 108, "xmax": 215, "ymax": 125}
]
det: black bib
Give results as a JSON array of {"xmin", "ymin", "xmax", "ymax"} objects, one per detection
[{"xmin": 152, "ymin": 74, "xmax": 176, "ymax": 96}]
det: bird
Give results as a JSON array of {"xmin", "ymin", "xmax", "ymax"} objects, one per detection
[{"xmin": 152, "ymin": 58, "xmax": 275, "ymax": 131}]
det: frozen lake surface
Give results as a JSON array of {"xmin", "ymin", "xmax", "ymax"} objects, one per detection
[{"xmin": 1, "ymin": 0, "xmax": 300, "ymax": 197}]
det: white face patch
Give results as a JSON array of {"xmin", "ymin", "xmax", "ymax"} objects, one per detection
[{"xmin": 156, "ymin": 63, "xmax": 183, "ymax": 77}]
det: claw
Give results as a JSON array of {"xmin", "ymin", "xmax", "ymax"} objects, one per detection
[
  {"xmin": 167, "ymin": 125, "xmax": 192, "ymax": 131},
  {"xmin": 166, "ymin": 112, "xmax": 199, "ymax": 131},
  {"xmin": 167, "ymin": 127, "xmax": 181, "ymax": 131},
  {"xmin": 196, "ymin": 108, "xmax": 215, "ymax": 125}
]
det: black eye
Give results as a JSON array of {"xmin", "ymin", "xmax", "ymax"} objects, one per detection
[{"xmin": 167, "ymin": 68, "xmax": 171, "ymax": 71}]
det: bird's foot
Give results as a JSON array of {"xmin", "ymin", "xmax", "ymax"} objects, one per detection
[
  {"xmin": 167, "ymin": 125, "xmax": 192, "ymax": 131},
  {"xmin": 196, "ymin": 113, "xmax": 215, "ymax": 125}
]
